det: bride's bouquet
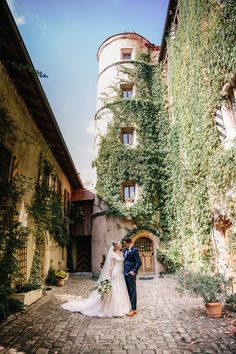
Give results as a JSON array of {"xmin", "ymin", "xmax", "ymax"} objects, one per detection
[{"xmin": 93, "ymin": 279, "xmax": 112, "ymax": 299}]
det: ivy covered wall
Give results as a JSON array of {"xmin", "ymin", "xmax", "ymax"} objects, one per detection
[
  {"xmin": 95, "ymin": 0, "xmax": 236, "ymax": 273},
  {"xmin": 94, "ymin": 56, "xmax": 169, "ymax": 233},
  {"xmin": 162, "ymin": 0, "xmax": 236, "ymax": 272}
]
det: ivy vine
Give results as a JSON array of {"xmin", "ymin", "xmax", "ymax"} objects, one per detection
[
  {"xmin": 94, "ymin": 57, "xmax": 169, "ymax": 233},
  {"xmin": 94, "ymin": 0, "xmax": 236, "ymax": 273},
  {"xmin": 162, "ymin": 0, "xmax": 236, "ymax": 272}
]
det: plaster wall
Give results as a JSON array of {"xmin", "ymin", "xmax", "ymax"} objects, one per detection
[
  {"xmin": 0, "ymin": 64, "xmax": 72, "ymax": 280},
  {"xmin": 95, "ymin": 34, "xmax": 159, "ymax": 155},
  {"xmin": 92, "ymin": 195, "xmax": 135, "ymax": 273},
  {"xmin": 91, "ymin": 196, "xmax": 163, "ymax": 275}
]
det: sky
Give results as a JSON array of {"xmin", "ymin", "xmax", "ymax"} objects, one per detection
[{"xmin": 7, "ymin": 0, "xmax": 169, "ymax": 190}]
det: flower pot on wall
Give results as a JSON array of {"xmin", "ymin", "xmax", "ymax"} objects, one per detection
[
  {"xmin": 56, "ymin": 278, "xmax": 65, "ymax": 286},
  {"xmin": 205, "ymin": 302, "xmax": 222, "ymax": 318}
]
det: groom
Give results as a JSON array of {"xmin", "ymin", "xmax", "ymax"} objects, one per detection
[{"xmin": 123, "ymin": 237, "xmax": 142, "ymax": 316}]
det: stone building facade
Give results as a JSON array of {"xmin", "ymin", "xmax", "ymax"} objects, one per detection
[
  {"xmin": 93, "ymin": 2, "xmax": 236, "ymax": 278},
  {"xmin": 93, "ymin": 33, "xmax": 164, "ymax": 275},
  {"xmin": 0, "ymin": 0, "xmax": 91, "ymax": 285}
]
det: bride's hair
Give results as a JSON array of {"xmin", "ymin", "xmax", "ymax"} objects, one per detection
[{"xmin": 112, "ymin": 241, "xmax": 120, "ymax": 251}]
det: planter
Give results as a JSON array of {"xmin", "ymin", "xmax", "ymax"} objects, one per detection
[
  {"xmin": 12, "ymin": 288, "xmax": 43, "ymax": 306},
  {"xmin": 205, "ymin": 302, "xmax": 222, "ymax": 318},
  {"xmin": 230, "ymin": 321, "xmax": 236, "ymax": 336},
  {"xmin": 56, "ymin": 278, "xmax": 65, "ymax": 286}
]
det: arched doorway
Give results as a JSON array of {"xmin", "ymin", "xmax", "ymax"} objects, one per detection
[{"xmin": 134, "ymin": 236, "xmax": 154, "ymax": 274}]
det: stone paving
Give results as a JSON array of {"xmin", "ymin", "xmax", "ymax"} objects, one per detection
[{"xmin": 0, "ymin": 275, "xmax": 236, "ymax": 354}]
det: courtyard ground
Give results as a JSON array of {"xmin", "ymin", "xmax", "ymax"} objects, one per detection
[{"xmin": 0, "ymin": 275, "xmax": 236, "ymax": 354}]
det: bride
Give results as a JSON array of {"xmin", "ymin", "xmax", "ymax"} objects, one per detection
[{"xmin": 61, "ymin": 241, "xmax": 130, "ymax": 317}]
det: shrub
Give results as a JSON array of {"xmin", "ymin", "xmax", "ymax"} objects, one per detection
[{"xmin": 177, "ymin": 271, "xmax": 232, "ymax": 304}]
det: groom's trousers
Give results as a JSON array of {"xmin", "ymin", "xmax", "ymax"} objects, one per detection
[{"xmin": 125, "ymin": 274, "xmax": 137, "ymax": 310}]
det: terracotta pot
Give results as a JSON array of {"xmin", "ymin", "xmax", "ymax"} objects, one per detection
[
  {"xmin": 230, "ymin": 321, "xmax": 236, "ymax": 336},
  {"xmin": 56, "ymin": 278, "xmax": 65, "ymax": 286},
  {"xmin": 205, "ymin": 302, "xmax": 222, "ymax": 318}
]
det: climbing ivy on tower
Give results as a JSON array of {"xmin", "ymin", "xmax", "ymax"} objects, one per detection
[{"xmin": 94, "ymin": 54, "xmax": 170, "ymax": 231}]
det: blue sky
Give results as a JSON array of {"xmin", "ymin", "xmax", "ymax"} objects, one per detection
[{"xmin": 7, "ymin": 0, "xmax": 169, "ymax": 189}]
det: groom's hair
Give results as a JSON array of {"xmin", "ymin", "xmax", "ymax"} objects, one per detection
[{"xmin": 124, "ymin": 237, "xmax": 132, "ymax": 244}]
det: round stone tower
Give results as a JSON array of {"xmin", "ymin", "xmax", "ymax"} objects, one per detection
[
  {"xmin": 92, "ymin": 33, "xmax": 163, "ymax": 275},
  {"xmin": 95, "ymin": 32, "xmax": 159, "ymax": 151}
]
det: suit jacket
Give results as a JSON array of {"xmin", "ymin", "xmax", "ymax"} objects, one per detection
[{"xmin": 123, "ymin": 246, "xmax": 142, "ymax": 275}]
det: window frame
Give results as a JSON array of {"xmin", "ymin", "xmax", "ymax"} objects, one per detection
[
  {"xmin": 120, "ymin": 83, "xmax": 134, "ymax": 98},
  {"xmin": 122, "ymin": 182, "xmax": 136, "ymax": 203},
  {"xmin": 120, "ymin": 127, "xmax": 135, "ymax": 146},
  {"xmin": 121, "ymin": 48, "xmax": 133, "ymax": 61}
]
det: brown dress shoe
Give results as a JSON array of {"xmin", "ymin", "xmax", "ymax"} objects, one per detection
[{"xmin": 127, "ymin": 310, "xmax": 137, "ymax": 316}]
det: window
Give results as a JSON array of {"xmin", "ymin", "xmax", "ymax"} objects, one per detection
[
  {"xmin": 122, "ymin": 183, "xmax": 136, "ymax": 202},
  {"xmin": 214, "ymin": 109, "xmax": 227, "ymax": 141},
  {"xmin": 121, "ymin": 128, "xmax": 134, "ymax": 146},
  {"xmin": 57, "ymin": 180, "xmax": 62, "ymax": 194},
  {"xmin": 121, "ymin": 83, "xmax": 133, "ymax": 98},
  {"xmin": 215, "ymin": 77, "xmax": 236, "ymax": 147},
  {"xmin": 123, "ymin": 88, "xmax": 133, "ymax": 98},
  {"xmin": 0, "ymin": 143, "xmax": 13, "ymax": 181},
  {"xmin": 121, "ymin": 48, "xmax": 133, "ymax": 60}
]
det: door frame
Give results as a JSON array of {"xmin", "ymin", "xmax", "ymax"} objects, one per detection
[
  {"xmin": 132, "ymin": 230, "xmax": 164, "ymax": 275},
  {"xmin": 134, "ymin": 236, "xmax": 154, "ymax": 274}
]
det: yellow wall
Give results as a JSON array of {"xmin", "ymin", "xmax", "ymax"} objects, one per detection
[{"xmin": 0, "ymin": 64, "xmax": 72, "ymax": 280}]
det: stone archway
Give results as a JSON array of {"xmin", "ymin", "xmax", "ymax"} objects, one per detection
[{"xmin": 132, "ymin": 231, "xmax": 164, "ymax": 275}]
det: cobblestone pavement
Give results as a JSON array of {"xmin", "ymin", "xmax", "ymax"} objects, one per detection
[{"xmin": 0, "ymin": 275, "xmax": 236, "ymax": 354}]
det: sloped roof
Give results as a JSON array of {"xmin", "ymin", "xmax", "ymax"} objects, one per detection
[{"xmin": 71, "ymin": 188, "xmax": 95, "ymax": 202}]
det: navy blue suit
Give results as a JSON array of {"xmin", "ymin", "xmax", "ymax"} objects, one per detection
[{"xmin": 123, "ymin": 246, "xmax": 142, "ymax": 310}]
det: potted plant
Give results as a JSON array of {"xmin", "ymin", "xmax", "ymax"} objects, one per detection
[
  {"xmin": 45, "ymin": 261, "xmax": 56, "ymax": 285},
  {"xmin": 231, "ymin": 319, "xmax": 236, "ymax": 336},
  {"xmin": 12, "ymin": 283, "xmax": 42, "ymax": 306},
  {"xmin": 55, "ymin": 270, "xmax": 67, "ymax": 286},
  {"xmin": 177, "ymin": 271, "xmax": 232, "ymax": 318}
]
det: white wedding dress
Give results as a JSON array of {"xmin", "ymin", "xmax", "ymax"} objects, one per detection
[{"xmin": 61, "ymin": 250, "xmax": 130, "ymax": 317}]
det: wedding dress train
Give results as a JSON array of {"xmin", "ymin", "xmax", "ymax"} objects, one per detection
[{"xmin": 61, "ymin": 251, "xmax": 130, "ymax": 317}]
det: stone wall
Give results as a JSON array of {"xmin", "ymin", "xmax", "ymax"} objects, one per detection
[{"xmin": 91, "ymin": 195, "xmax": 164, "ymax": 274}]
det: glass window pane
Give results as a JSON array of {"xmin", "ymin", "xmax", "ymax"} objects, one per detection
[
  {"xmin": 130, "ymin": 186, "xmax": 135, "ymax": 200},
  {"xmin": 123, "ymin": 52, "xmax": 131, "ymax": 60},
  {"xmin": 123, "ymin": 133, "xmax": 129, "ymax": 145},
  {"xmin": 124, "ymin": 186, "xmax": 129, "ymax": 200},
  {"xmin": 129, "ymin": 133, "xmax": 133, "ymax": 145},
  {"xmin": 127, "ymin": 90, "xmax": 133, "ymax": 97}
]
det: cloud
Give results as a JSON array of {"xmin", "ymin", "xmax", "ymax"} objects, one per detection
[
  {"xmin": 15, "ymin": 15, "xmax": 25, "ymax": 25},
  {"xmin": 40, "ymin": 23, "xmax": 48, "ymax": 37},
  {"xmin": 86, "ymin": 119, "xmax": 97, "ymax": 136},
  {"xmin": 7, "ymin": 0, "xmax": 25, "ymax": 25}
]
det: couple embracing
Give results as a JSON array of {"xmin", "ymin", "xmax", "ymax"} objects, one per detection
[{"xmin": 61, "ymin": 238, "xmax": 142, "ymax": 317}]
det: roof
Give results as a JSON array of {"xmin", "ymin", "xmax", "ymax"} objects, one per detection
[
  {"xmin": 97, "ymin": 32, "xmax": 159, "ymax": 60},
  {"xmin": 158, "ymin": 0, "xmax": 177, "ymax": 62},
  {"xmin": 71, "ymin": 188, "xmax": 95, "ymax": 202},
  {"xmin": 0, "ymin": 0, "xmax": 83, "ymax": 190}
]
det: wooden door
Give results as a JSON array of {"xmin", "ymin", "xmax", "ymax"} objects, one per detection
[
  {"xmin": 134, "ymin": 237, "xmax": 154, "ymax": 273},
  {"xmin": 76, "ymin": 236, "xmax": 91, "ymax": 272}
]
